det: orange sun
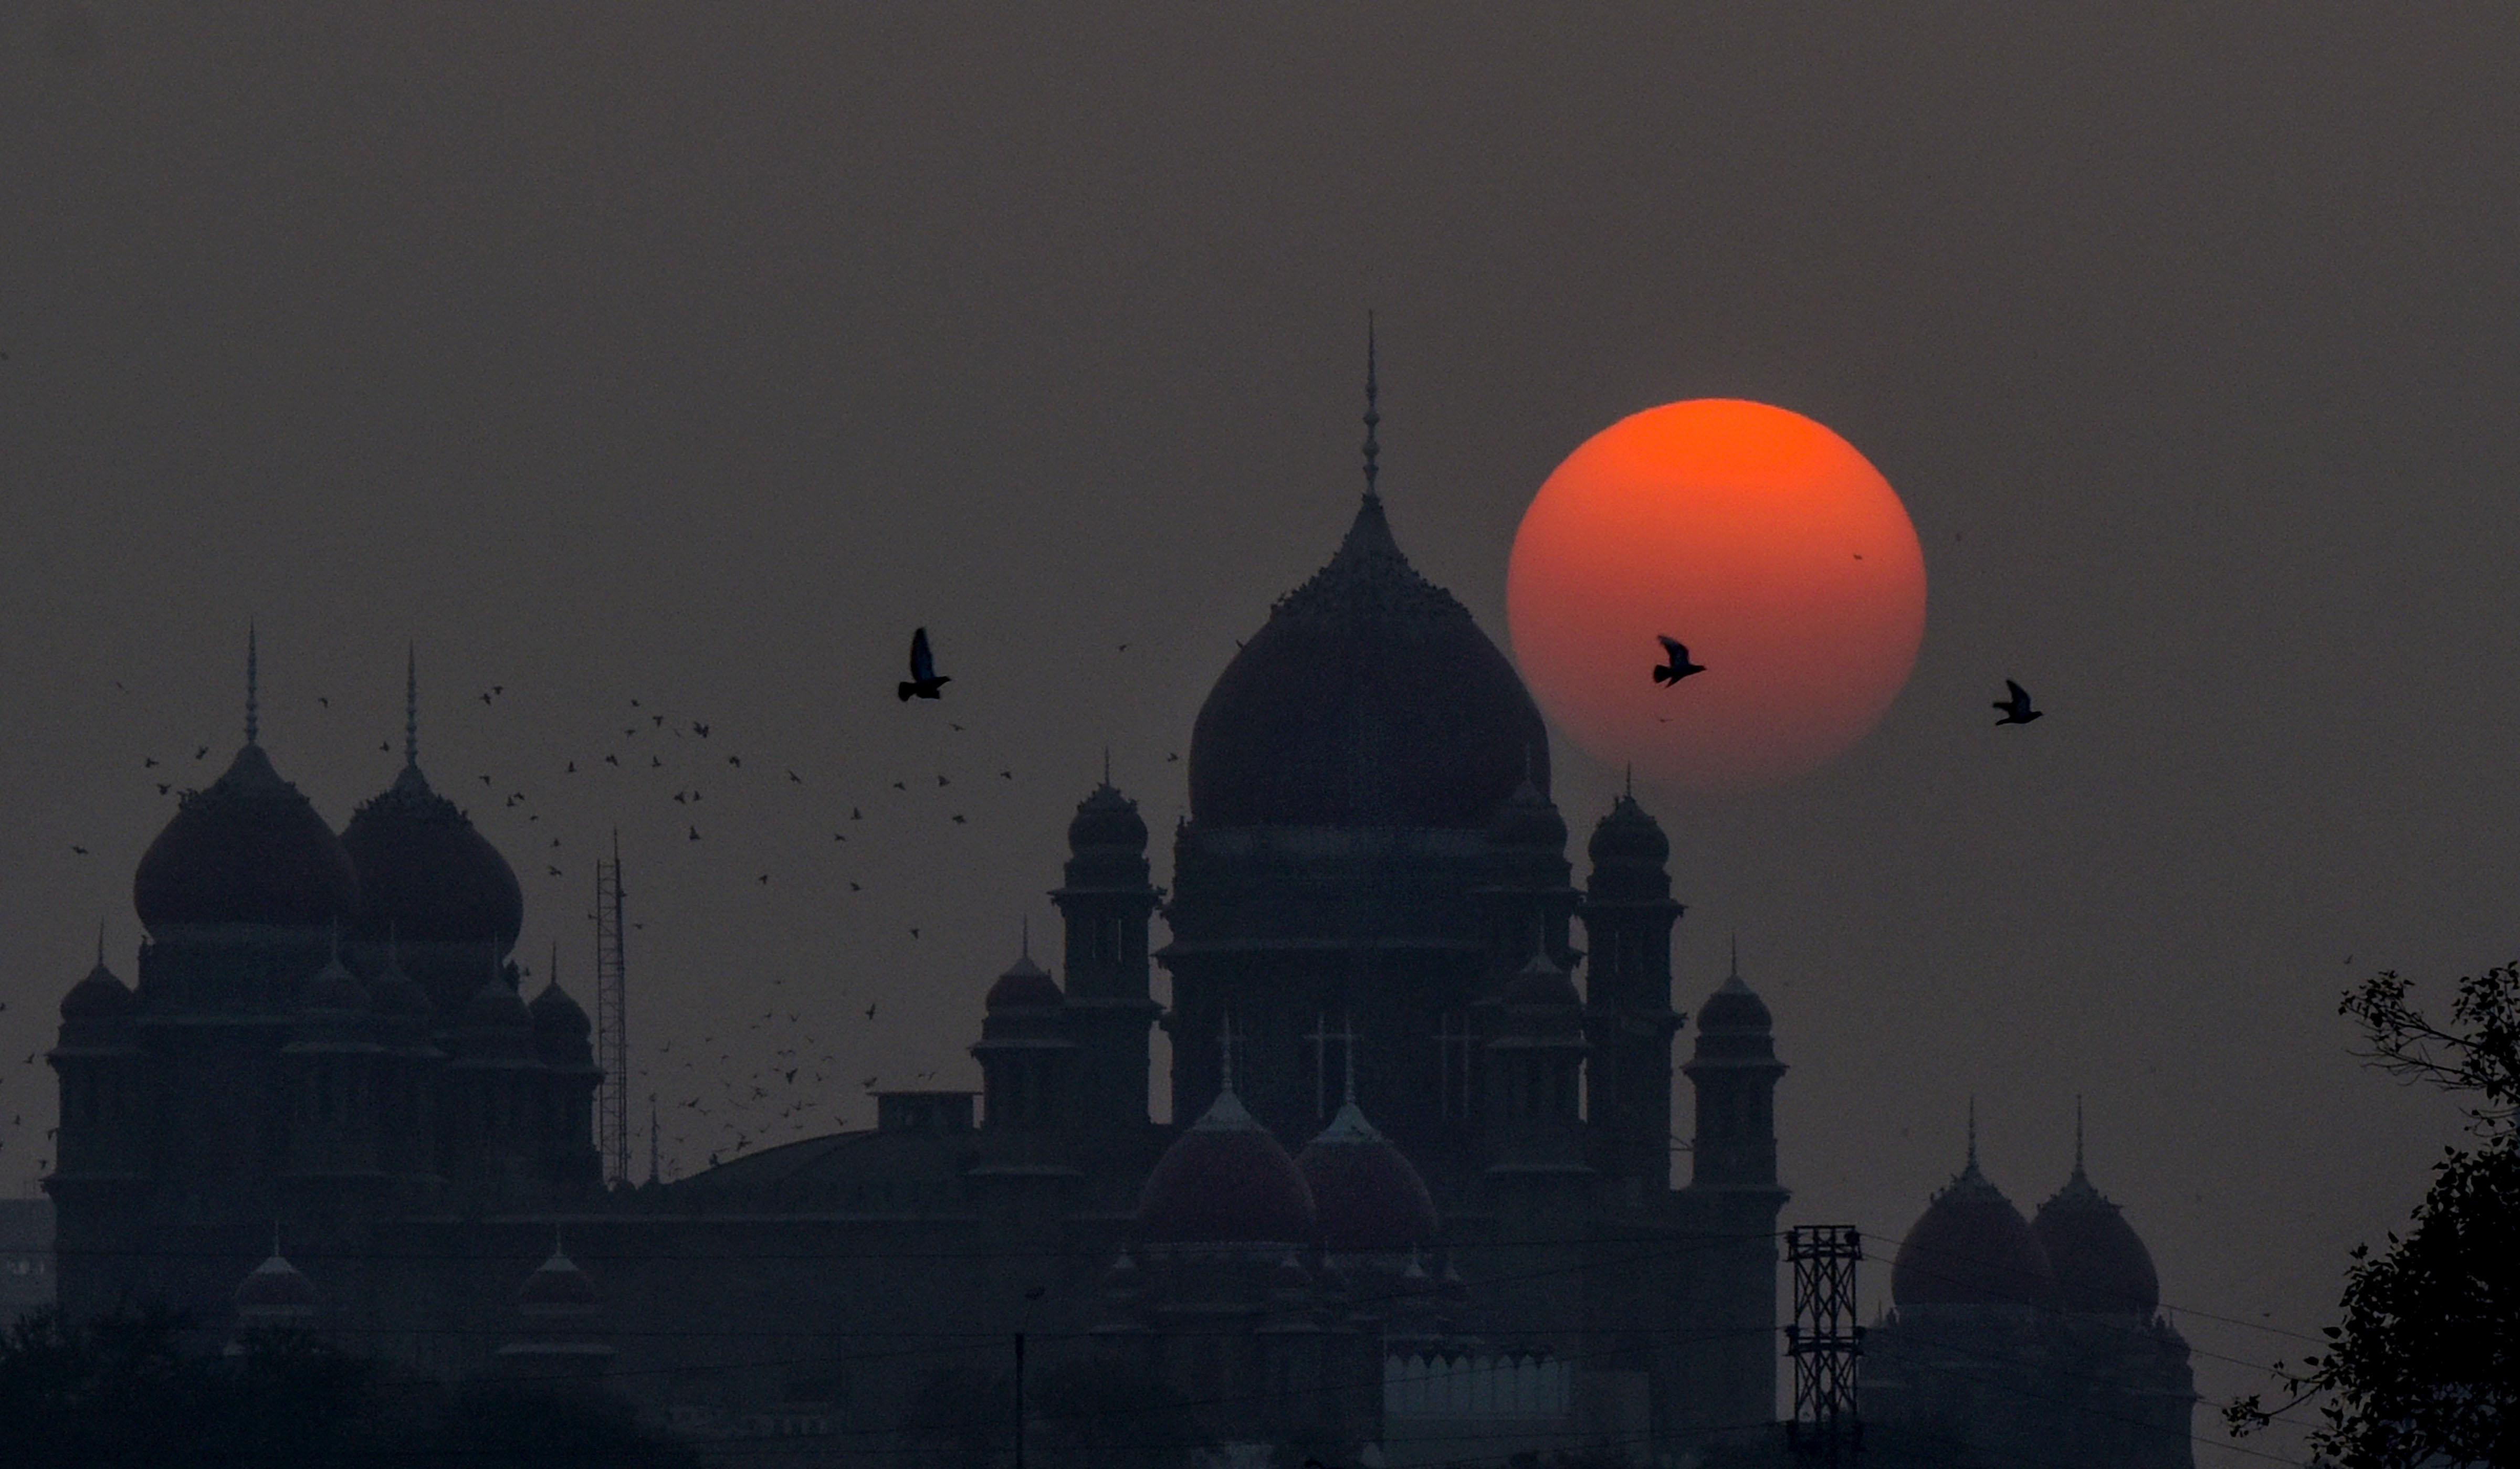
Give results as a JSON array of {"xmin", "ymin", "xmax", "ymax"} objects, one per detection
[{"xmin": 1506, "ymin": 399, "xmax": 1926, "ymax": 792}]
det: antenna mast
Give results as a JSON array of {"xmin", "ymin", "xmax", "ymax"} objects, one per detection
[{"xmin": 595, "ymin": 830, "xmax": 631, "ymax": 1188}]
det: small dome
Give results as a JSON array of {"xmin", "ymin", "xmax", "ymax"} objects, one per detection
[
  {"xmin": 1587, "ymin": 794, "xmax": 1670, "ymax": 869},
  {"xmin": 369, "ymin": 953, "xmax": 431, "ymax": 1021},
  {"xmin": 235, "ymin": 1251, "xmax": 320, "ymax": 1312},
  {"xmin": 518, "ymin": 1244, "xmax": 600, "ymax": 1308},
  {"xmin": 61, "ymin": 960, "xmax": 133, "ymax": 1020},
  {"xmin": 299, "ymin": 951, "xmax": 369, "ymax": 1013},
  {"xmin": 1697, "ymin": 973, "xmax": 1772, "ymax": 1033},
  {"xmin": 340, "ymin": 763, "xmax": 524, "ymax": 951},
  {"xmin": 1297, "ymin": 1101, "xmax": 1441, "ymax": 1254},
  {"xmin": 1189, "ymin": 494, "xmax": 1551, "ymax": 829},
  {"xmin": 1488, "ymin": 778, "xmax": 1568, "ymax": 850},
  {"xmin": 1891, "ymin": 1155, "xmax": 2054, "ymax": 1308},
  {"xmin": 1502, "ymin": 950, "xmax": 1581, "ymax": 1008},
  {"xmin": 463, "ymin": 976, "xmax": 531, "ymax": 1030},
  {"xmin": 529, "ymin": 978, "xmax": 592, "ymax": 1060},
  {"xmin": 1068, "ymin": 784, "xmax": 1149, "ymax": 852},
  {"xmin": 985, "ymin": 950, "xmax": 1062, "ymax": 1010},
  {"xmin": 1138, "ymin": 1085, "xmax": 1317, "ymax": 1245},
  {"xmin": 133, "ymin": 744, "xmax": 360, "ymax": 932},
  {"xmin": 2033, "ymin": 1167, "xmax": 2161, "ymax": 1316}
]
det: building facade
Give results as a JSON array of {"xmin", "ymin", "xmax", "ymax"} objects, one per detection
[{"xmin": 46, "ymin": 489, "xmax": 1789, "ymax": 1465}]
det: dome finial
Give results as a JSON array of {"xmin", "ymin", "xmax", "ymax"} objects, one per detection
[
  {"xmin": 1361, "ymin": 312, "xmax": 1381, "ymax": 500},
  {"xmin": 2073, "ymin": 1094, "xmax": 2086, "ymax": 1177},
  {"xmin": 1020, "ymin": 915, "xmax": 1031, "ymax": 962},
  {"xmin": 1219, "ymin": 1014, "xmax": 1238, "ymax": 1097},
  {"xmin": 96, "ymin": 918, "xmax": 106, "ymax": 968},
  {"xmin": 1342, "ymin": 1013, "xmax": 1357, "ymax": 1107},
  {"xmin": 1729, "ymin": 932, "xmax": 1739, "ymax": 982},
  {"xmin": 1967, "ymin": 1095, "xmax": 1979, "ymax": 1169},
  {"xmin": 1102, "ymin": 746, "xmax": 1111, "ymax": 788},
  {"xmin": 405, "ymin": 644, "xmax": 419, "ymax": 769},
  {"xmin": 245, "ymin": 623, "xmax": 260, "ymax": 746}
]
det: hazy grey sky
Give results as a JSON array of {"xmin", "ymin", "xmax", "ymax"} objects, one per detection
[{"xmin": 6, "ymin": 8, "xmax": 2514, "ymax": 1461}]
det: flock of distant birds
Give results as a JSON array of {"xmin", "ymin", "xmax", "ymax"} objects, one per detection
[{"xmin": 9, "ymin": 626, "xmax": 2043, "ymax": 1176}]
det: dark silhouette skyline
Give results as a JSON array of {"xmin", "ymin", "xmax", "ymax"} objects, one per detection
[{"xmin": 5, "ymin": 9, "xmax": 2514, "ymax": 1464}]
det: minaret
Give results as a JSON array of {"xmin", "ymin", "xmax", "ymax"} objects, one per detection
[
  {"xmin": 1684, "ymin": 941, "xmax": 1785, "ymax": 1191},
  {"xmin": 973, "ymin": 922, "xmax": 1074, "ymax": 1135},
  {"xmin": 1579, "ymin": 784, "xmax": 1684, "ymax": 1197},
  {"xmin": 1052, "ymin": 773, "xmax": 1160, "ymax": 1139}
]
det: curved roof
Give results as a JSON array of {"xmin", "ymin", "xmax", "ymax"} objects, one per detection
[
  {"xmin": 1891, "ymin": 1155, "xmax": 2054, "ymax": 1308},
  {"xmin": 235, "ymin": 1251, "xmax": 320, "ymax": 1312},
  {"xmin": 61, "ymin": 959, "xmax": 133, "ymax": 1021},
  {"xmin": 133, "ymin": 743, "xmax": 359, "ymax": 932},
  {"xmin": 2034, "ymin": 1166, "xmax": 2160, "ymax": 1316},
  {"xmin": 340, "ymin": 763, "xmax": 524, "ymax": 951},
  {"xmin": 1189, "ymin": 494, "xmax": 1550, "ymax": 829},
  {"xmin": 1137, "ymin": 1085, "xmax": 1316, "ymax": 1245},
  {"xmin": 984, "ymin": 951, "xmax": 1062, "ymax": 1010},
  {"xmin": 1297, "ymin": 1101, "xmax": 1440, "ymax": 1254}
]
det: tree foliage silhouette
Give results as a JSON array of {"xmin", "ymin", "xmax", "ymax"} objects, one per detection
[{"xmin": 2229, "ymin": 965, "xmax": 2520, "ymax": 1468}]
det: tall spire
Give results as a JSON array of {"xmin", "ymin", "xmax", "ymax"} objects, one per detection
[
  {"xmin": 95, "ymin": 918, "xmax": 105, "ymax": 968},
  {"xmin": 245, "ymin": 623, "xmax": 260, "ymax": 746},
  {"xmin": 1219, "ymin": 1014, "xmax": 1238, "ymax": 1096},
  {"xmin": 1361, "ymin": 312, "xmax": 1381, "ymax": 500},
  {"xmin": 1728, "ymin": 932, "xmax": 1740, "ymax": 981},
  {"xmin": 1967, "ymin": 1096, "xmax": 1979, "ymax": 1169},
  {"xmin": 405, "ymin": 644, "xmax": 419, "ymax": 769},
  {"xmin": 2074, "ymin": 1094, "xmax": 2086, "ymax": 1177},
  {"xmin": 1020, "ymin": 915, "xmax": 1031, "ymax": 962}
]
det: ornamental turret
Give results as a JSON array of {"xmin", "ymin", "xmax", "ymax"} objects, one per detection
[
  {"xmin": 1052, "ymin": 778, "xmax": 1159, "ymax": 1136},
  {"xmin": 1684, "ymin": 949, "xmax": 1784, "ymax": 1191},
  {"xmin": 1580, "ymin": 791, "xmax": 1684, "ymax": 1199}
]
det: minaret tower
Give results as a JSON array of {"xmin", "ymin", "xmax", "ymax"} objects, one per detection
[
  {"xmin": 1579, "ymin": 782, "xmax": 1685, "ymax": 1198},
  {"xmin": 1052, "ymin": 766, "xmax": 1161, "ymax": 1142},
  {"xmin": 1684, "ymin": 940, "xmax": 1786, "ymax": 1190}
]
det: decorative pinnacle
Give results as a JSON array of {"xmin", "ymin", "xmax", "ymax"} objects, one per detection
[
  {"xmin": 1361, "ymin": 312, "xmax": 1381, "ymax": 499},
  {"xmin": 245, "ymin": 623, "xmax": 259, "ymax": 746},
  {"xmin": 1219, "ymin": 1014, "xmax": 1238, "ymax": 1095},
  {"xmin": 2074, "ymin": 1094, "xmax": 2086, "ymax": 1175},
  {"xmin": 1342, "ymin": 1014, "xmax": 1357, "ymax": 1106},
  {"xmin": 1728, "ymin": 932, "xmax": 1739, "ymax": 981},
  {"xmin": 96, "ymin": 918, "xmax": 105, "ymax": 968},
  {"xmin": 1020, "ymin": 915, "xmax": 1030, "ymax": 962},
  {"xmin": 405, "ymin": 644, "xmax": 419, "ymax": 768},
  {"xmin": 1967, "ymin": 1096, "xmax": 1979, "ymax": 1168}
]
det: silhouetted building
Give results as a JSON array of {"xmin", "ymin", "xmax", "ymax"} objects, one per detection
[
  {"xmin": 1864, "ymin": 1127, "xmax": 2196, "ymax": 1468},
  {"xmin": 46, "ymin": 491, "xmax": 1788, "ymax": 1464}
]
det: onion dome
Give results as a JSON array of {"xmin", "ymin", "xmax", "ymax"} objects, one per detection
[
  {"xmin": 1069, "ymin": 782, "xmax": 1149, "ymax": 853},
  {"xmin": 1502, "ymin": 949, "xmax": 1581, "ymax": 1008},
  {"xmin": 1587, "ymin": 793, "xmax": 1671, "ymax": 870},
  {"xmin": 235, "ymin": 1249, "xmax": 320, "ymax": 1315},
  {"xmin": 1696, "ymin": 972, "xmax": 1772, "ymax": 1034},
  {"xmin": 2034, "ymin": 1159, "xmax": 2161, "ymax": 1316},
  {"xmin": 1891, "ymin": 1146, "xmax": 2054, "ymax": 1309},
  {"xmin": 1189, "ymin": 493, "xmax": 1551, "ymax": 829},
  {"xmin": 1297, "ymin": 1100, "xmax": 1440, "ymax": 1254},
  {"xmin": 1488, "ymin": 777, "xmax": 1568, "ymax": 850},
  {"xmin": 985, "ymin": 949, "xmax": 1062, "ymax": 1010},
  {"xmin": 1138, "ymin": 1083, "xmax": 1317, "ymax": 1245},
  {"xmin": 133, "ymin": 743, "xmax": 360, "ymax": 932},
  {"xmin": 518, "ymin": 1242, "xmax": 600, "ymax": 1308},
  {"xmin": 60, "ymin": 958, "xmax": 133, "ymax": 1021},
  {"xmin": 340, "ymin": 763, "xmax": 524, "ymax": 952},
  {"xmin": 529, "ymin": 977, "xmax": 593, "ymax": 1063}
]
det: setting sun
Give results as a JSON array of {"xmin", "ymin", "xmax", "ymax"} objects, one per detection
[{"xmin": 1507, "ymin": 399, "xmax": 1927, "ymax": 791}]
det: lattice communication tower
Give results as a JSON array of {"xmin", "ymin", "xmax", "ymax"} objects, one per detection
[
  {"xmin": 1785, "ymin": 1224, "xmax": 1864, "ymax": 1467},
  {"xmin": 595, "ymin": 831, "xmax": 630, "ymax": 1187}
]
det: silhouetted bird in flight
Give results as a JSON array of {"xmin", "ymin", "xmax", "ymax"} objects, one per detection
[
  {"xmin": 1653, "ymin": 637, "xmax": 1706, "ymax": 685},
  {"xmin": 194, "ymin": 745, "xmax": 208, "ymax": 759},
  {"xmin": 897, "ymin": 627, "xmax": 949, "ymax": 700},
  {"xmin": 687, "ymin": 825, "xmax": 701, "ymax": 841},
  {"xmin": 1993, "ymin": 679, "xmax": 2043, "ymax": 725},
  {"xmin": 142, "ymin": 756, "xmax": 158, "ymax": 767}
]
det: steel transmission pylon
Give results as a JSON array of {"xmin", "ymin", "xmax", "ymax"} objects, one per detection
[
  {"xmin": 595, "ymin": 831, "xmax": 630, "ymax": 1187},
  {"xmin": 1784, "ymin": 1224, "xmax": 1864, "ymax": 1467}
]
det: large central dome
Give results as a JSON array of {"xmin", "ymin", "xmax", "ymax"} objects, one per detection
[{"xmin": 1189, "ymin": 493, "xmax": 1550, "ymax": 828}]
